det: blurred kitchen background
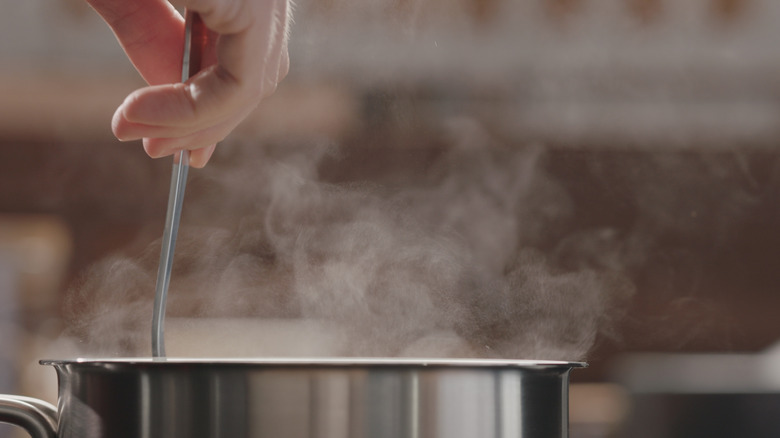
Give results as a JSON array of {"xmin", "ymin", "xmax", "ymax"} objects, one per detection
[{"xmin": 3, "ymin": 0, "xmax": 780, "ymax": 437}]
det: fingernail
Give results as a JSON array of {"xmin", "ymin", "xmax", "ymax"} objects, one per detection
[
  {"xmin": 143, "ymin": 139, "xmax": 174, "ymax": 159},
  {"xmin": 112, "ymin": 104, "xmax": 142, "ymax": 142},
  {"xmin": 111, "ymin": 105, "xmax": 127, "ymax": 140},
  {"xmin": 189, "ymin": 144, "xmax": 217, "ymax": 168}
]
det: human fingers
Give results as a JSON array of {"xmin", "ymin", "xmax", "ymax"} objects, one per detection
[
  {"xmin": 278, "ymin": 33, "xmax": 290, "ymax": 81},
  {"xmin": 140, "ymin": 108, "xmax": 251, "ymax": 158},
  {"xmin": 263, "ymin": 6, "xmax": 291, "ymax": 90},
  {"xmin": 112, "ymin": 0, "xmax": 289, "ymax": 129},
  {"xmin": 189, "ymin": 145, "xmax": 218, "ymax": 168},
  {"xmin": 87, "ymin": 0, "xmax": 222, "ymax": 166},
  {"xmin": 86, "ymin": 0, "xmax": 184, "ymax": 85},
  {"xmin": 169, "ymin": 0, "xmax": 291, "ymax": 36},
  {"xmin": 143, "ymin": 142, "xmax": 217, "ymax": 169},
  {"xmin": 113, "ymin": 58, "xmax": 265, "ymax": 133},
  {"xmin": 112, "ymin": 3, "xmax": 289, "ymax": 167},
  {"xmin": 108, "ymin": 0, "xmax": 291, "ymax": 167}
]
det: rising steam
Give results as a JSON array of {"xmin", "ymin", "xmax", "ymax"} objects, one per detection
[{"xmin": 64, "ymin": 117, "xmax": 633, "ymax": 360}]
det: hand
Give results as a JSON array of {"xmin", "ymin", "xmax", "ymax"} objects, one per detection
[{"xmin": 86, "ymin": 0, "xmax": 291, "ymax": 167}]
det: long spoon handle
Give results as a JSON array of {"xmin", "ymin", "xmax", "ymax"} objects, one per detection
[{"xmin": 152, "ymin": 10, "xmax": 208, "ymax": 359}]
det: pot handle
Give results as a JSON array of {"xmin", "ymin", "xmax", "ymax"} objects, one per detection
[{"xmin": 0, "ymin": 395, "xmax": 57, "ymax": 438}]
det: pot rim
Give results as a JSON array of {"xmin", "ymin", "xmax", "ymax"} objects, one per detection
[{"xmin": 41, "ymin": 357, "xmax": 587, "ymax": 369}]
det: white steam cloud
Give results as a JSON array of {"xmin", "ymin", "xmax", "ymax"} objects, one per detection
[{"xmin": 65, "ymin": 118, "xmax": 633, "ymax": 360}]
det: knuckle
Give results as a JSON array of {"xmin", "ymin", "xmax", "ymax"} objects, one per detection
[
  {"xmin": 177, "ymin": 83, "xmax": 200, "ymax": 119},
  {"xmin": 202, "ymin": 0, "xmax": 250, "ymax": 33},
  {"xmin": 143, "ymin": 141, "xmax": 165, "ymax": 158}
]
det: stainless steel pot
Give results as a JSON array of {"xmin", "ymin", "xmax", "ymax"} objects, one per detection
[{"xmin": 0, "ymin": 358, "xmax": 584, "ymax": 438}]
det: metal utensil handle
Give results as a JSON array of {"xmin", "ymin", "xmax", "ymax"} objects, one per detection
[
  {"xmin": 151, "ymin": 151, "xmax": 188, "ymax": 358},
  {"xmin": 151, "ymin": 10, "xmax": 209, "ymax": 358},
  {"xmin": 0, "ymin": 395, "xmax": 57, "ymax": 438}
]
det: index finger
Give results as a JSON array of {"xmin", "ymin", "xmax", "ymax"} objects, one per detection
[
  {"xmin": 86, "ymin": 0, "xmax": 185, "ymax": 85},
  {"xmin": 118, "ymin": 0, "xmax": 290, "ymax": 128},
  {"xmin": 172, "ymin": 0, "xmax": 290, "ymax": 84}
]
